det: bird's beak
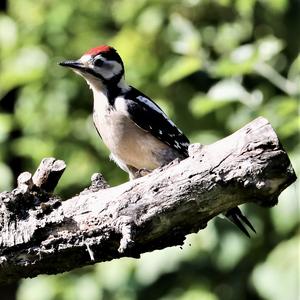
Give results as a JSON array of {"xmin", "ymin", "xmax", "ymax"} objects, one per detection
[{"xmin": 59, "ymin": 60, "xmax": 85, "ymax": 71}]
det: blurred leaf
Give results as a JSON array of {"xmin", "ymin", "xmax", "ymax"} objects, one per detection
[
  {"xmin": 57, "ymin": 146, "xmax": 99, "ymax": 189},
  {"xmin": 208, "ymin": 79, "xmax": 247, "ymax": 101},
  {"xmin": 111, "ymin": 0, "xmax": 147, "ymax": 24},
  {"xmin": 193, "ymin": 79, "xmax": 263, "ymax": 107},
  {"xmin": 213, "ymin": 44, "xmax": 257, "ymax": 76},
  {"xmin": 288, "ymin": 54, "xmax": 300, "ymax": 82},
  {"xmin": 213, "ymin": 56, "xmax": 255, "ymax": 76},
  {"xmin": 189, "ymin": 94, "xmax": 234, "ymax": 118},
  {"xmin": 213, "ymin": 36, "xmax": 284, "ymax": 77},
  {"xmin": 0, "ymin": 14, "xmax": 18, "ymax": 53},
  {"xmin": 74, "ymin": 274, "xmax": 102, "ymax": 300},
  {"xmin": 15, "ymin": 83, "xmax": 72, "ymax": 137},
  {"xmin": 256, "ymin": 36, "xmax": 284, "ymax": 62},
  {"xmin": 177, "ymin": 287, "xmax": 219, "ymax": 300},
  {"xmin": 226, "ymin": 105, "xmax": 254, "ymax": 132},
  {"xmin": 135, "ymin": 247, "xmax": 184, "ymax": 285},
  {"xmin": 0, "ymin": 162, "xmax": 13, "ymax": 190},
  {"xmin": 12, "ymin": 137, "xmax": 55, "ymax": 162},
  {"xmin": 17, "ymin": 276, "xmax": 57, "ymax": 300},
  {"xmin": 259, "ymin": 0, "xmax": 288, "ymax": 12},
  {"xmin": 95, "ymin": 259, "xmax": 135, "ymax": 291},
  {"xmin": 167, "ymin": 13, "xmax": 201, "ymax": 55},
  {"xmin": 277, "ymin": 116, "xmax": 300, "ymax": 138},
  {"xmin": 272, "ymin": 179, "xmax": 299, "ymax": 234},
  {"xmin": 260, "ymin": 96, "xmax": 299, "ymax": 138},
  {"xmin": 230, "ymin": 44, "xmax": 255, "ymax": 64},
  {"xmin": 189, "ymin": 130, "xmax": 221, "ymax": 144},
  {"xmin": 112, "ymin": 27, "xmax": 158, "ymax": 86},
  {"xmin": 213, "ymin": 21, "xmax": 252, "ymax": 54},
  {"xmin": 0, "ymin": 113, "xmax": 13, "ymax": 142},
  {"xmin": 216, "ymin": 232, "xmax": 249, "ymax": 270},
  {"xmin": 252, "ymin": 235, "xmax": 300, "ymax": 300},
  {"xmin": 137, "ymin": 5, "xmax": 164, "ymax": 35},
  {"xmin": 235, "ymin": 0, "xmax": 256, "ymax": 17},
  {"xmin": 0, "ymin": 47, "xmax": 48, "ymax": 98},
  {"xmin": 160, "ymin": 56, "xmax": 201, "ymax": 86}
]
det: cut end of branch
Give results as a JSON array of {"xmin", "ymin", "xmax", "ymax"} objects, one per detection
[
  {"xmin": 17, "ymin": 172, "xmax": 34, "ymax": 190},
  {"xmin": 32, "ymin": 157, "xmax": 66, "ymax": 192}
]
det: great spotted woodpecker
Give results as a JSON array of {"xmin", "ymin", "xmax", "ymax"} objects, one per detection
[{"xmin": 59, "ymin": 45, "xmax": 256, "ymax": 237}]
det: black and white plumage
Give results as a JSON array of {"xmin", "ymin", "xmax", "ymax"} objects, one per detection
[
  {"xmin": 60, "ymin": 46, "xmax": 189, "ymax": 173},
  {"xmin": 59, "ymin": 45, "xmax": 255, "ymax": 237},
  {"xmin": 123, "ymin": 86, "xmax": 190, "ymax": 157}
]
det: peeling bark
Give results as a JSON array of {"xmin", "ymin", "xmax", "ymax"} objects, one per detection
[{"xmin": 0, "ymin": 117, "xmax": 296, "ymax": 284}]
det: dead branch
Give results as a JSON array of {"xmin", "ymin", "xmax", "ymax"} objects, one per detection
[{"xmin": 0, "ymin": 117, "xmax": 296, "ymax": 284}]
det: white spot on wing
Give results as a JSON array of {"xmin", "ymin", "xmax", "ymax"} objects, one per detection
[
  {"xmin": 177, "ymin": 128, "xmax": 183, "ymax": 134},
  {"xmin": 174, "ymin": 141, "xmax": 180, "ymax": 148}
]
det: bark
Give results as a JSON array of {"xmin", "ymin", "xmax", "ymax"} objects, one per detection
[{"xmin": 0, "ymin": 117, "xmax": 296, "ymax": 284}]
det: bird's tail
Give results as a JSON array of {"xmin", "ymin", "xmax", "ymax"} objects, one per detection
[{"xmin": 225, "ymin": 207, "xmax": 256, "ymax": 238}]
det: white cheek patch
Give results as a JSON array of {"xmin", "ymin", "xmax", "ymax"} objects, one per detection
[
  {"xmin": 110, "ymin": 61, "xmax": 123, "ymax": 76},
  {"xmin": 79, "ymin": 54, "xmax": 123, "ymax": 80},
  {"xmin": 93, "ymin": 59, "xmax": 123, "ymax": 80}
]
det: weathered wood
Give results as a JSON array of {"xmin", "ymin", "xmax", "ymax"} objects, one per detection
[
  {"xmin": 17, "ymin": 172, "xmax": 33, "ymax": 189},
  {"xmin": 0, "ymin": 117, "xmax": 296, "ymax": 284},
  {"xmin": 32, "ymin": 158, "xmax": 66, "ymax": 192}
]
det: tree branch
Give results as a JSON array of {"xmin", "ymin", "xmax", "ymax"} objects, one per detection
[{"xmin": 0, "ymin": 117, "xmax": 296, "ymax": 284}]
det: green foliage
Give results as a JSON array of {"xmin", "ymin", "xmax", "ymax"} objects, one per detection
[{"xmin": 0, "ymin": 0, "xmax": 299, "ymax": 299}]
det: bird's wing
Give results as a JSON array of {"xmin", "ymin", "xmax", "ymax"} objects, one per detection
[{"xmin": 122, "ymin": 87, "xmax": 190, "ymax": 157}]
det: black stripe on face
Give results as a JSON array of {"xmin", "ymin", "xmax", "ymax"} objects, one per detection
[
  {"xmin": 85, "ymin": 66, "xmax": 124, "ymax": 85},
  {"xmin": 85, "ymin": 66, "xmax": 124, "ymax": 106},
  {"xmin": 100, "ymin": 50, "xmax": 124, "ymax": 71},
  {"xmin": 85, "ymin": 68, "xmax": 106, "ymax": 81}
]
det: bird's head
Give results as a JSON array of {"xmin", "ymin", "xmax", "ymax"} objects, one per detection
[{"xmin": 59, "ymin": 45, "xmax": 125, "ymax": 91}]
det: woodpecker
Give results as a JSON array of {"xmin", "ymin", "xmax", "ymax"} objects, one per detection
[{"xmin": 59, "ymin": 45, "xmax": 256, "ymax": 237}]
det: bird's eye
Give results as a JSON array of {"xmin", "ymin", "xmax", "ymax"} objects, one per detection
[{"xmin": 94, "ymin": 59, "xmax": 104, "ymax": 67}]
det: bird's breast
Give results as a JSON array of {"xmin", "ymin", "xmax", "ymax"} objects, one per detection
[{"xmin": 93, "ymin": 108, "xmax": 173, "ymax": 170}]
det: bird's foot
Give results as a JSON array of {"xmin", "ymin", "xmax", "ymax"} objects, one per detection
[{"xmin": 135, "ymin": 168, "xmax": 152, "ymax": 178}]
